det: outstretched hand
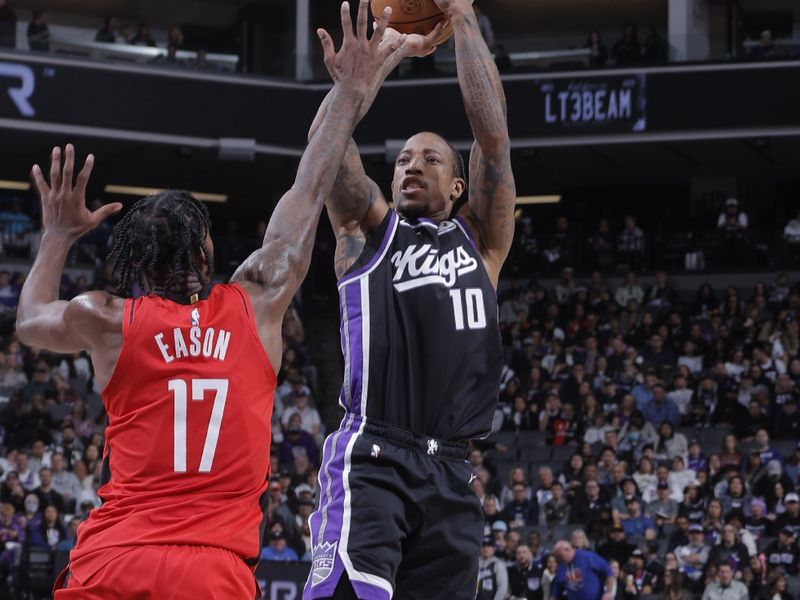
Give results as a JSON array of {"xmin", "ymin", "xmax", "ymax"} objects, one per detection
[
  {"xmin": 317, "ymin": 0, "xmax": 406, "ymax": 94},
  {"xmin": 31, "ymin": 145, "xmax": 122, "ymax": 241}
]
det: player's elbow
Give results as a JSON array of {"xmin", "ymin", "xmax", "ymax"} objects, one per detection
[
  {"xmin": 15, "ymin": 316, "xmax": 36, "ymax": 347},
  {"xmin": 478, "ymin": 131, "xmax": 510, "ymax": 154}
]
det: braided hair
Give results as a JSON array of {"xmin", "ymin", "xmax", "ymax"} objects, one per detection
[{"xmin": 107, "ymin": 190, "xmax": 212, "ymax": 297}]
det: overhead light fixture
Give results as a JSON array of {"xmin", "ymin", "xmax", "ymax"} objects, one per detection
[
  {"xmin": 104, "ymin": 185, "xmax": 227, "ymax": 203},
  {"xmin": 0, "ymin": 180, "xmax": 31, "ymax": 191},
  {"xmin": 516, "ymin": 195, "xmax": 561, "ymax": 205}
]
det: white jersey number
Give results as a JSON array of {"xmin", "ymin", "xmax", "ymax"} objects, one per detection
[
  {"xmin": 449, "ymin": 288, "xmax": 487, "ymax": 331},
  {"xmin": 169, "ymin": 378, "xmax": 229, "ymax": 473}
]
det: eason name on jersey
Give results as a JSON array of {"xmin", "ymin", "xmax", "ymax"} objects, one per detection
[
  {"xmin": 154, "ymin": 327, "xmax": 232, "ymax": 363},
  {"xmin": 391, "ymin": 243, "xmax": 477, "ymax": 292}
]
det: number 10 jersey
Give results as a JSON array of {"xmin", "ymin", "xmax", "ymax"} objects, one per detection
[
  {"xmin": 337, "ymin": 209, "xmax": 502, "ymax": 442},
  {"xmin": 69, "ymin": 284, "xmax": 275, "ymax": 582}
]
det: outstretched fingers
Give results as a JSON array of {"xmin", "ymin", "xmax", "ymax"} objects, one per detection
[
  {"xmin": 317, "ymin": 28, "xmax": 337, "ymax": 78},
  {"xmin": 371, "ymin": 5, "xmax": 392, "ymax": 49},
  {"xmin": 74, "ymin": 153, "xmax": 95, "ymax": 198},
  {"xmin": 30, "ymin": 164, "xmax": 50, "ymax": 201},
  {"xmin": 49, "ymin": 146, "xmax": 61, "ymax": 193},
  {"xmin": 62, "ymin": 144, "xmax": 75, "ymax": 194},
  {"xmin": 340, "ymin": 1, "xmax": 354, "ymax": 44},
  {"xmin": 356, "ymin": 0, "xmax": 370, "ymax": 41}
]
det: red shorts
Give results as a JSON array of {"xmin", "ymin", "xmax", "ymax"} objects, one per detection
[{"xmin": 54, "ymin": 545, "xmax": 257, "ymax": 599}]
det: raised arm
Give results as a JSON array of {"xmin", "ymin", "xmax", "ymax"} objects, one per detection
[
  {"xmin": 231, "ymin": 0, "xmax": 405, "ymax": 368},
  {"xmin": 308, "ymin": 24, "xmax": 446, "ymax": 278},
  {"xmin": 17, "ymin": 145, "xmax": 123, "ymax": 355},
  {"xmin": 435, "ymin": 0, "xmax": 515, "ymax": 287}
]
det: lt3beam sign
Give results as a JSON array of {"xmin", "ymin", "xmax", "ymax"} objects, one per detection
[{"xmin": 534, "ymin": 74, "xmax": 646, "ymax": 133}]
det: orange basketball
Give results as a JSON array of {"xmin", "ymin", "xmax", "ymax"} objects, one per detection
[{"xmin": 371, "ymin": 0, "xmax": 453, "ymax": 46}]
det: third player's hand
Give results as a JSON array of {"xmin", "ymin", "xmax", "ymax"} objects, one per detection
[{"xmin": 381, "ymin": 21, "xmax": 447, "ymax": 58}]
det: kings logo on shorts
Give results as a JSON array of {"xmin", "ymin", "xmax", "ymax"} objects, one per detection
[{"xmin": 311, "ymin": 541, "xmax": 338, "ymax": 585}]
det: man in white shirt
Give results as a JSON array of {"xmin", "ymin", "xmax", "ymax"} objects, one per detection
[{"xmin": 701, "ymin": 562, "xmax": 748, "ymax": 600}]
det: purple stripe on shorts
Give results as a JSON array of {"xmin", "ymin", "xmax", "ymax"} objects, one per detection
[
  {"xmin": 351, "ymin": 580, "xmax": 392, "ymax": 600},
  {"xmin": 338, "ymin": 210, "xmax": 397, "ymax": 286},
  {"xmin": 305, "ymin": 415, "xmax": 360, "ymax": 598},
  {"xmin": 344, "ymin": 283, "xmax": 364, "ymax": 415}
]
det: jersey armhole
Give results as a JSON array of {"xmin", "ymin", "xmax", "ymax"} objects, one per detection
[
  {"xmin": 229, "ymin": 283, "xmax": 277, "ymax": 387},
  {"xmin": 338, "ymin": 209, "xmax": 398, "ymax": 286}
]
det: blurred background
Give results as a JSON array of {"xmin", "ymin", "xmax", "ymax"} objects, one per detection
[{"xmin": 0, "ymin": 0, "xmax": 799, "ymax": 598}]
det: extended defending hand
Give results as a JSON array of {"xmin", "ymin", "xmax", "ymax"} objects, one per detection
[
  {"xmin": 317, "ymin": 0, "xmax": 406, "ymax": 94},
  {"xmin": 31, "ymin": 145, "xmax": 122, "ymax": 241}
]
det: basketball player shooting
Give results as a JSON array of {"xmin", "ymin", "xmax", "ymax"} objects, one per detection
[
  {"xmin": 304, "ymin": 0, "xmax": 516, "ymax": 598},
  {"xmin": 15, "ymin": 3, "xmax": 405, "ymax": 596}
]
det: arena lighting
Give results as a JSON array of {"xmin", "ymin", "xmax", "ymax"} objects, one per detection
[
  {"xmin": 0, "ymin": 179, "xmax": 31, "ymax": 191},
  {"xmin": 104, "ymin": 185, "xmax": 228, "ymax": 203},
  {"xmin": 516, "ymin": 195, "xmax": 562, "ymax": 205}
]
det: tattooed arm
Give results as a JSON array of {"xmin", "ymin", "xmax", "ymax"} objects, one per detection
[
  {"xmin": 308, "ymin": 24, "xmax": 447, "ymax": 279},
  {"xmin": 434, "ymin": 0, "xmax": 515, "ymax": 288},
  {"xmin": 231, "ymin": 0, "xmax": 404, "ymax": 370}
]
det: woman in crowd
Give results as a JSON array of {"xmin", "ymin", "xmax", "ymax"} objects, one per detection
[
  {"xmin": 540, "ymin": 553, "xmax": 558, "ymax": 599},
  {"xmin": 719, "ymin": 433, "xmax": 743, "ymax": 469},
  {"xmin": 654, "ymin": 421, "xmax": 688, "ymax": 461}
]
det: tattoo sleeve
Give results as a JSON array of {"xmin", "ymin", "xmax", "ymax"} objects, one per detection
[
  {"xmin": 231, "ymin": 85, "xmax": 362, "ymax": 308},
  {"xmin": 452, "ymin": 10, "xmax": 516, "ymax": 268}
]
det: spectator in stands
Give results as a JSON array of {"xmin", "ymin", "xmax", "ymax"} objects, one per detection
[
  {"xmin": 597, "ymin": 523, "xmax": 636, "ymax": 565},
  {"xmin": 26, "ymin": 9, "xmax": 48, "ymax": 52},
  {"xmin": 554, "ymin": 267, "xmax": 576, "ymax": 305},
  {"xmin": 95, "ymin": 16, "xmax": 119, "ymax": 43},
  {"xmin": 543, "ymin": 481, "xmax": 570, "ymax": 527},
  {"xmin": 166, "ymin": 25, "xmax": 184, "ymax": 50},
  {"xmin": 543, "ymin": 216, "xmax": 577, "ymax": 273},
  {"xmin": 775, "ymin": 493, "xmax": 800, "ymax": 537},
  {"xmin": 0, "ymin": 0, "xmax": 16, "ymax": 48},
  {"xmin": 702, "ymin": 561, "xmax": 748, "ymax": 600},
  {"xmin": 763, "ymin": 526, "xmax": 799, "ymax": 576},
  {"xmin": 26, "ymin": 504, "xmax": 65, "ymax": 549},
  {"xmin": 278, "ymin": 413, "xmax": 319, "ymax": 466},
  {"xmin": 784, "ymin": 210, "xmax": 800, "ymax": 248},
  {"xmin": 33, "ymin": 467, "xmax": 64, "ymax": 515},
  {"xmin": 675, "ymin": 523, "xmax": 710, "ymax": 589},
  {"xmin": 551, "ymin": 541, "xmax": 615, "ymax": 600},
  {"xmin": 717, "ymin": 198, "xmax": 749, "ymax": 267},
  {"xmin": 617, "ymin": 216, "xmax": 645, "ymax": 270},
  {"xmin": 477, "ymin": 535, "xmax": 508, "ymax": 600},
  {"xmin": 540, "ymin": 553, "xmax": 558, "ymax": 599},
  {"xmin": 707, "ymin": 524, "xmax": 750, "ymax": 574},
  {"xmin": 130, "ymin": 23, "xmax": 156, "ymax": 47},
  {"xmin": 503, "ymin": 482, "xmax": 538, "ymax": 529},
  {"xmin": 569, "ymin": 479, "xmax": 607, "ymax": 528},
  {"xmin": 644, "ymin": 390, "xmax": 681, "ymax": 433},
  {"xmin": 614, "ymin": 271, "xmax": 644, "ymax": 309},
  {"xmin": 621, "ymin": 497, "xmax": 656, "ymax": 542},
  {"xmin": 612, "ymin": 23, "xmax": 641, "ymax": 64},
  {"xmin": 585, "ymin": 31, "xmax": 608, "ymax": 67},
  {"xmin": 647, "ymin": 480, "xmax": 679, "ymax": 525},
  {"xmin": 508, "ymin": 544, "xmax": 543, "ymax": 600},
  {"xmin": 642, "ymin": 26, "xmax": 668, "ymax": 63},
  {"xmin": 49, "ymin": 453, "xmax": 80, "ymax": 513},
  {"xmin": 281, "ymin": 385, "xmax": 322, "ymax": 445},
  {"xmin": 260, "ymin": 529, "xmax": 298, "ymax": 561}
]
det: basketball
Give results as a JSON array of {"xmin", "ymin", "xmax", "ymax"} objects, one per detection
[{"xmin": 371, "ymin": 0, "xmax": 453, "ymax": 46}]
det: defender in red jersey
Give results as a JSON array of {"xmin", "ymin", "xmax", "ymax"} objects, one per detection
[{"xmin": 15, "ymin": 5, "xmax": 405, "ymax": 597}]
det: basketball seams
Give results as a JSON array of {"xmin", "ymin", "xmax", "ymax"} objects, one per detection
[{"xmin": 386, "ymin": 13, "xmax": 445, "ymax": 25}]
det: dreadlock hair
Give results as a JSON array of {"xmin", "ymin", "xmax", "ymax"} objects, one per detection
[{"xmin": 107, "ymin": 190, "xmax": 212, "ymax": 297}]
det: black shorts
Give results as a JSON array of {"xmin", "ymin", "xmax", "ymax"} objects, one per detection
[{"xmin": 303, "ymin": 413, "xmax": 483, "ymax": 600}]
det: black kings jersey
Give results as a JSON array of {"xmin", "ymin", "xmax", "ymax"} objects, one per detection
[{"xmin": 337, "ymin": 209, "xmax": 502, "ymax": 442}]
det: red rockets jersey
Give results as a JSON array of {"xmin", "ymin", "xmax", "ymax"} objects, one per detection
[{"xmin": 70, "ymin": 284, "xmax": 275, "ymax": 577}]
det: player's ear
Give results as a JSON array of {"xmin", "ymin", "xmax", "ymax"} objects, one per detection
[{"xmin": 450, "ymin": 177, "xmax": 466, "ymax": 202}]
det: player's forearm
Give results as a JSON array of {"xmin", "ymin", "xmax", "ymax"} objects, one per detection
[
  {"xmin": 450, "ymin": 7, "xmax": 509, "ymax": 150},
  {"xmin": 17, "ymin": 232, "xmax": 73, "ymax": 334}
]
